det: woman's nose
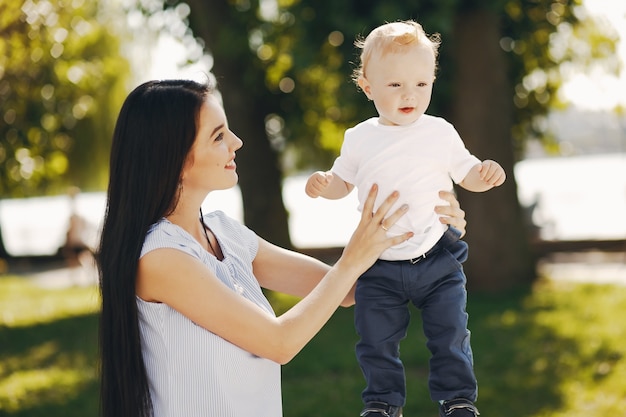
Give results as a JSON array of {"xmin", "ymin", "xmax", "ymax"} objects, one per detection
[{"xmin": 231, "ymin": 133, "xmax": 243, "ymax": 150}]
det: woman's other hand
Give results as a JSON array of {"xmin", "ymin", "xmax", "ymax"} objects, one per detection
[{"xmin": 435, "ymin": 190, "xmax": 467, "ymax": 237}]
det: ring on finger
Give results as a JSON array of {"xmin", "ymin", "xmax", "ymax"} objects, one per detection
[{"xmin": 381, "ymin": 223, "xmax": 389, "ymax": 231}]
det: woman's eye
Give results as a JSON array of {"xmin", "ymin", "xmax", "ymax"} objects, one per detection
[{"xmin": 214, "ymin": 132, "xmax": 224, "ymax": 142}]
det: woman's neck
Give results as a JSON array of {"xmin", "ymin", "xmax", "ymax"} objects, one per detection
[{"xmin": 166, "ymin": 202, "xmax": 204, "ymax": 240}]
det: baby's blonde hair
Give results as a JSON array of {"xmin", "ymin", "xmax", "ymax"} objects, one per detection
[{"xmin": 352, "ymin": 20, "xmax": 441, "ymax": 85}]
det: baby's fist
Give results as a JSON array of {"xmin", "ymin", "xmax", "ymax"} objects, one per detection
[
  {"xmin": 479, "ymin": 160, "xmax": 506, "ymax": 187},
  {"xmin": 305, "ymin": 171, "xmax": 333, "ymax": 198}
]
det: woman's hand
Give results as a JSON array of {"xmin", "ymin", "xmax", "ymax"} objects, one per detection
[
  {"xmin": 338, "ymin": 184, "xmax": 412, "ymax": 275},
  {"xmin": 435, "ymin": 190, "xmax": 467, "ymax": 237}
]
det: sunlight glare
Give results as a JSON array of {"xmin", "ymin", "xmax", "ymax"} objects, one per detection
[{"xmin": 563, "ymin": 0, "xmax": 626, "ymax": 110}]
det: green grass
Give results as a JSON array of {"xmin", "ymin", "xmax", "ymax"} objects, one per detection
[
  {"xmin": 282, "ymin": 279, "xmax": 626, "ymax": 416},
  {"xmin": 0, "ymin": 277, "xmax": 99, "ymax": 416},
  {"xmin": 1, "ymin": 275, "xmax": 626, "ymax": 416}
]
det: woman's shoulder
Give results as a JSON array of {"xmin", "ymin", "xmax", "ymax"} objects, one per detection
[
  {"xmin": 146, "ymin": 211, "xmax": 239, "ymax": 237},
  {"xmin": 141, "ymin": 218, "xmax": 200, "ymax": 258},
  {"xmin": 204, "ymin": 210, "xmax": 259, "ymax": 254},
  {"xmin": 203, "ymin": 209, "xmax": 233, "ymax": 227},
  {"xmin": 145, "ymin": 217, "xmax": 185, "ymax": 240},
  {"xmin": 203, "ymin": 210, "xmax": 253, "ymax": 238}
]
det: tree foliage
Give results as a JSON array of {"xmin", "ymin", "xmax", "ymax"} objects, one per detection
[
  {"xmin": 500, "ymin": 0, "xmax": 619, "ymax": 152},
  {"xmin": 0, "ymin": 0, "xmax": 130, "ymax": 197},
  {"xmin": 247, "ymin": 0, "xmax": 617, "ymax": 165},
  {"xmin": 150, "ymin": 0, "xmax": 616, "ymax": 290}
]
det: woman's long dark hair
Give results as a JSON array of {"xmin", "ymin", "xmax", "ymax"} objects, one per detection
[{"xmin": 96, "ymin": 80, "xmax": 211, "ymax": 417}]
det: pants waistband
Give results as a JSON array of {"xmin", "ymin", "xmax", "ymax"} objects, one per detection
[{"xmin": 385, "ymin": 226, "xmax": 462, "ymax": 265}]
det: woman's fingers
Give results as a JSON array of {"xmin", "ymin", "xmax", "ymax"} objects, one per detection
[
  {"xmin": 361, "ymin": 185, "xmax": 407, "ymax": 231},
  {"xmin": 436, "ymin": 190, "xmax": 466, "ymax": 237},
  {"xmin": 350, "ymin": 185, "xmax": 412, "ymax": 255},
  {"xmin": 365, "ymin": 188, "xmax": 465, "ymax": 240},
  {"xmin": 360, "ymin": 183, "xmax": 379, "ymax": 224},
  {"xmin": 370, "ymin": 188, "xmax": 399, "ymax": 226},
  {"xmin": 340, "ymin": 185, "xmax": 414, "ymax": 275},
  {"xmin": 438, "ymin": 190, "xmax": 459, "ymax": 208},
  {"xmin": 380, "ymin": 202, "xmax": 409, "ymax": 232},
  {"xmin": 365, "ymin": 186, "xmax": 413, "ymax": 244}
]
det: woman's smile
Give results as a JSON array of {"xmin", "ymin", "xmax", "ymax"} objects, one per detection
[{"xmin": 225, "ymin": 157, "xmax": 237, "ymax": 170}]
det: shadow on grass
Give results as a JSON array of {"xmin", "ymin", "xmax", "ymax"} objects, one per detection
[
  {"xmin": 2, "ymin": 282, "xmax": 624, "ymax": 416},
  {"xmin": 282, "ymin": 285, "xmax": 623, "ymax": 417},
  {"xmin": 470, "ymin": 288, "xmax": 566, "ymax": 416},
  {"xmin": 0, "ymin": 313, "xmax": 99, "ymax": 417}
]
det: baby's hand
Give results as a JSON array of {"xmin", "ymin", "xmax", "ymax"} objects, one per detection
[
  {"xmin": 479, "ymin": 160, "xmax": 506, "ymax": 187},
  {"xmin": 305, "ymin": 171, "xmax": 333, "ymax": 198}
]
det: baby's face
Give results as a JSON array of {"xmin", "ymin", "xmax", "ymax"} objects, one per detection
[{"xmin": 359, "ymin": 44, "xmax": 436, "ymax": 126}]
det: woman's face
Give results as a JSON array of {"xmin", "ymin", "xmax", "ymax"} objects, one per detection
[{"xmin": 182, "ymin": 95, "xmax": 243, "ymax": 193}]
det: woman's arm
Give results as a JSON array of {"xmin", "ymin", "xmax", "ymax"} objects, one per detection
[
  {"xmin": 253, "ymin": 239, "xmax": 355, "ymax": 307},
  {"xmin": 136, "ymin": 185, "xmax": 410, "ymax": 365}
]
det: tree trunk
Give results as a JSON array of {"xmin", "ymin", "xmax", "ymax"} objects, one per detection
[
  {"xmin": 185, "ymin": 0, "xmax": 292, "ymax": 249},
  {"xmin": 0, "ymin": 225, "xmax": 9, "ymax": 260},
  {"xmin": 449, "ymin": 9, "xmax": 535, "ymax": 292}
]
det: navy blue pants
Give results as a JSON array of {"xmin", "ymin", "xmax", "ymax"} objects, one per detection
[{"xmin": 354, "ymin": 226, "xmax": 477, "ymax": 406}]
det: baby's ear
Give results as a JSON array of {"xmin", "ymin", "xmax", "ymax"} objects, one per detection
[{"xmin": 358, "ymin": 77, "xmax": 373, "ymax": 100}]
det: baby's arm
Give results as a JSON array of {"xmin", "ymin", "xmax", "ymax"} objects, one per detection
[
  {"xmin": 460, "ymin": 160, "xmax": 506, "ymax": 192},
  {"xmin": 305, "ymin": 171, "xmax": 354, "ymax": 199}
]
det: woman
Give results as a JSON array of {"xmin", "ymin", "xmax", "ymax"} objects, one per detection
[{"xmin": 96, "ymin": 79, "xmax": 467, "ymax": 417}]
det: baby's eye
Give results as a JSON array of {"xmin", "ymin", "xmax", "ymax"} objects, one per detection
[
  {"xmin": 389, "ymin": 82, "xmax": 401, "ymax": 87},
  {"xmin": 417, "ymin": 82, "xmax": 428, "ymax": 87}
]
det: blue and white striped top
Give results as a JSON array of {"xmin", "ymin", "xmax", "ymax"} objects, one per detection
[{"xmin": 138, "ymin": 210, "xmax": 282, "ymax": 417}]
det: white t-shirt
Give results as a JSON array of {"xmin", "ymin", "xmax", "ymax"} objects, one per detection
[
  {"xmin": 331, "ymin": 115, "xmax": 480, "ymax": 260},
  {"xmin": 137, "ymin": 211, "xmax": 282, "ymax": 417}
]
